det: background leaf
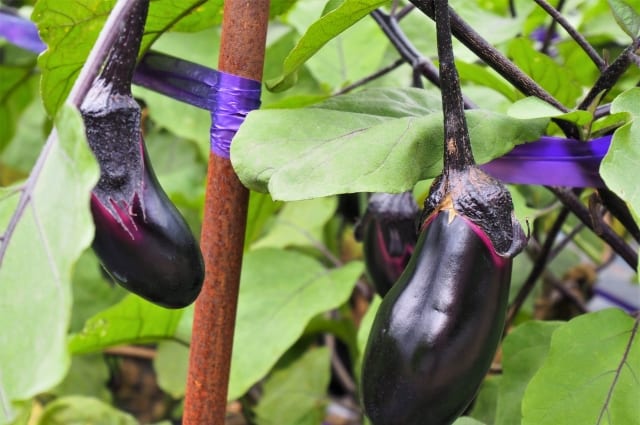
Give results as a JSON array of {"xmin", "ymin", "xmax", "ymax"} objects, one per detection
[
  {"xmin": 0, "ymin": 65, "xmax": 38, "ymax": 152},
  {"xmin": 0, "ymin": 104, "xmax": 98, "ymax": 424},
  {"xmin": 228, "ymin": 249, "xmax": 362, "ymax": 400},
  {"xmin": 33, "ymin": 0, "xmax": 224, "ymax": 116},
  {"xmin": 267, "ymin": 0, "xmax": 389, "ymax": 91},
  {"xmin": 36, "ymin": 395, "xmax": 137, "ymax": 425},
  {"xmin": 495, "ymin": 320, "xmax": 563, "ymax": 425},
  {"xmin": 68, "ymin": 295, "xmax": 185, "ymax": 354},
  {"xmin": 253, "ymin": 347, "xmax": 331, "ymax": 425},
  {"xmin": 608, "ymin": 0, "xmax": 640, "ymax": 39},
  {"xmin": 522, "ymin": 309, "xmax": 640, "ymax": 425}
]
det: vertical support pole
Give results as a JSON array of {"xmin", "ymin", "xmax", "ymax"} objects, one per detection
[{"xmin": 182, "ymin": 1, "xmax": 270, "ymax": 424}]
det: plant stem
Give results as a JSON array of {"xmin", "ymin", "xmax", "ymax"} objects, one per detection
[
  {"xmin": 548, "ymin": 186, "xmax": 638, "ymax": 269},
  {"xmin": 334, "ymin": 57, "xmax": 404, "ymax": 95},
  {"xmin": 100, "ymin": 0, "xmax": 149, "ymax": 95},
  {"xmin": 409, "ymin": 0, "xmax": 568, "ymax": 112},
  {"xmin": 182, "ymin": 1, "xmax": 269, "ymax": 424},
  {"xmin": 370, "ymin": 9, "xmax": 476, "ymax": 108},
  {"xmin": 578, "ymin": 38, "xmax": 640, "ymax": 110},
  {"xmin": 433, "ymin": 0, "xmax": 474, "ymax": 172}
]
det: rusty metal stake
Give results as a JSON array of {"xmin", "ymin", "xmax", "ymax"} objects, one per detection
[{"xmin": 182, "ymin": 1, "xmax": 270, "ymax": 424}]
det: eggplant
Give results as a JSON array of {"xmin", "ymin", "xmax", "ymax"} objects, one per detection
[
  {"xmin": 357, "ymin": 192, "xmax": 419, "ymax": 296},
  {"xmin": 80, "ymin": 0, "xmax": 204, "ymax": 308},
  {"xmin": 361, "ymin": 168, "xmax": 525, "ymax": 425},
  {"xmin": 361, "ymin": 0, "xmax": 527, "ymax": 423}
]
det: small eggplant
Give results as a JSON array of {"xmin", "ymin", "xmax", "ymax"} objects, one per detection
[
  {"xmin": 357, "ymin": 192, "xmax": 419, "ymax": 296},
  {"xmin": 361, "ymin": 168, "xmax": 525, "ymax": 425},
  {"xmin": 80, "ymin": 0, "xmax": 204, "ymax": 308}
]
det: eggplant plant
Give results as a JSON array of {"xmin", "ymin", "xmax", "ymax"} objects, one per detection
[
  {"xmin": 360, "ymin": 0, "xmax": 527, "ymax": 423},
  {"xmin": 79, "ymin": 0, "xmax": 204, "ymax": 308}
]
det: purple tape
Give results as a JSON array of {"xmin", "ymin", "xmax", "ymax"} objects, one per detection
[
  {"xmin": 0, "ymin": 12, "xmax": 46, "ymax": 53},
  {"xmin": 133, "ymin": 52, "xmax": 262, "ymax": 158},
  {"xmin": 480, "ymin": 136, "xmax": 611, "ymax": 188}
]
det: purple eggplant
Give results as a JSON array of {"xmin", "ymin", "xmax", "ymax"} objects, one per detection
[
  {"xmin": 80, "ymin": 0, "xmax": 204, "ymax": 308},
  {"xmin": 357, "ymin": 192, "xmax": 419, "ymax": 296},
  {"xmin": 361, "ymin": 168, "xmax": 525, "ymax": 425},
  {"xmin": 361, "ymin": 1, "xmax": 526, "ymax": 423}
]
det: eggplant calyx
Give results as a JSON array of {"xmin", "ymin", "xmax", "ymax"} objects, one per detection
[{"xmin": 421, "ymin": 166, "xmax": 527, "ymax": 257}]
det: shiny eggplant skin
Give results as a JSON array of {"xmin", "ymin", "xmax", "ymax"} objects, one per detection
[
  {"xmin": 90, "ymin": 136, "xmax": 204, "ymax": 308},
  {"xmin": 361, "ymin": 210, "xmax": 511, "ymax": 425}
]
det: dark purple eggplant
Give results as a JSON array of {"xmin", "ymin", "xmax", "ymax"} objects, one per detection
[
  {"xmin": 80, "ymin": 0, "xmax": 204, "ymax": 308},
  {"xmin": 360, "ymin": 1, "xmax": 527, "ymax": 423},
  {"xmin": 357, "ymin": 192, "xmax": 419, "ymax": 296}
]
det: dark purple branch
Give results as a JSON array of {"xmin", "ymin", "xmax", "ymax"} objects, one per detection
[
  {"xmin": 539, "ymin": 0, "xmax": 565, "ymax": 56},
  {"xmin": 409, "ymin": 0, "xmax": 568, "ymax": 112},
  {"xmin": 334, "ymin": 57, "xmax": 405, "ymax": 95},
  {"xmin": 534, "ymin": 0, "xmax": 605, "ymax": 70},
  {"xmin": 578, "ymin": 38, "xmax": 640, "ymax": 110},
  {"xmin": 370, "ymin": 9, "xmax": 476, "ymax": 109},
  {"xmin": 548, "ymin": 186, "xmax": 638, "ymax": 269}
]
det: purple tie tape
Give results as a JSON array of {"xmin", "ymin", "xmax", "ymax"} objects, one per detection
[
  {"xmin": 1, "ymin": 12, "xmax": 262, "ymax": 159},
  {"xmin": 133, "ymin": 52, "xmax": 261, "ymax": 158},
  {"xmin": 0, "ymin": 12, "xmax": 615, "ymax": 185},
  {"xmin": 480, "ymin": 136, "xmax": 611, "ymax": 188}
]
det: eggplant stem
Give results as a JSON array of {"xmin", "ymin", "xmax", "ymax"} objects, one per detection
[
  {"xmin": 433, "ymin": 0, "xmax": 474, "ymax": 172},
  {"xmin": 100, "ymin": 0, "xmax": 149, "ymax": 95}
]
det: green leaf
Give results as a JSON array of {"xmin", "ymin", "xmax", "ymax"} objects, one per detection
[
  {"xmin": 244, "ymin": 191, "xmax": 283, "ymax": 249},
  {"xmin": 52, "ymin": 354, "xmax": 112, "ymax": 402},
  {"xmin": 231, "ymin": 88, "xmax": 548, "ymax": 200},
  {"xmin": 68, "ymin": 295, "xmax": 185, "ymax": 354},
  {"xmin": 36, "ymin": 395, "xmax": 137, "ymax": 425},
  {"xmin": 253, "ymin": 347, "xmax": 331, "ymax": 425},
  {"xmin": 0, "ymin": 65, "xmax": 38, "ymax": 152},
  {"xmin": 456, "ymin": 60, "xmax": 518, "ymax": 102},
  {"xmin": 0, "ymin": 104, "xmax": 98, "ymax": 425},
  {"xmin": 228, "ymin": 249, "xmax": 362, "ymax": 400},
  {"xmin": 154, "ymin": 340, "xmax": 190, "ymax": 399},
  {"xmin": 470, "ymin": 375, "xmax": 500, "ymax": 425},
  {"xmin": 70, "ymin": 251, "xmax": 127, "ymax": 333},
  {"xmin": 495, "ymin": 320, "xmax": 563, "ymax": 425},
  {"xmin": 252, "ymin": 197, "xmax": 337, "ymax": 249},
  {"xmin": 522, "ymin": 309, "xmax": 640, "ymax": 425},
  {"xmin": 33, "ymin": 0, "xmax": 224, "ymax": 116},
  {"xmin": 508, "ymin": 38, "xmax": 582, "ymax": 107},
  {"xmin": 355, "ymin": 295, "xmax": 381, "ymax": 383},
  {"xmin": 600, "ymin": 88, "xmax": 640, "ymax": 224},
  {"xmin": 508, "ymin": 96, "xmax": 593, "ymax": 126},
  {"xmin": 452, "ymin": 418, "xmax": 486, "ymax": 425},
  {"xmin": 267, "ymin": 0, "xmax": 389, "ymax": 91},
  {"xmin": 608, "ymin": 0, "xmax": 640, "ymax": 38}
]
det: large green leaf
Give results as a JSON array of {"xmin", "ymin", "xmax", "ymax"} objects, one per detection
[
  {"xmin": 495, "ymin": 321, "xmax": 563, "ymax": 425},
  {"xmin": 228, "ymin": 249, "xmax": 362, "ymax": 400},
  {"xmin": 231, "ymin": 88, "xmax": 548, "ymax": 200},
  {"xmin": 154, "ymin": 340, "xmax": 190, "ymax": 399},
  {"xmin": 267, "ymin": 0, "xmax": 389, "ymax": 91},
  {"xmin": 600, "ymin": 88, "xmax": 640, "ymax": 224},
  {"xmin": 68, "ymin": 294, "xmax": 185, "ymax": 354},
  {"xmin": 0, "ymin": 105, "xmax": 99, "ymax": 424},
  {"xmin": 522, "ymin": 309, "xmax": 640, "ymax": 425},
  {"xmin": 253, "ymin": 347, "xmax": 331, "ymax": 425},
  {"xmin": 32, "ymin": 0, "xmax": 224, "ymax": 116}
]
